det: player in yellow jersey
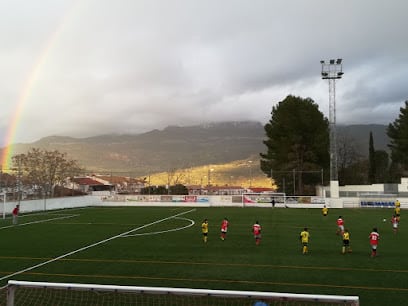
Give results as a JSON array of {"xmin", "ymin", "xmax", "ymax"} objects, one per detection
[
  {"xmin": 394, "ymin": 205, "xmax": 401, "ymax": 222},
  {"xmin": 299, "ymin": 227, "xmax": 310, "ymax": 254},
  {"xmin": 342, "ymin": 229, "xmax": 352, "ymax": 254},
  {"xmin": 322, "ymin": 205, "xmax": 328, "ymax": 217},
  {"xmin": 201, "ymin": 219, "xmax": 209, "ymax": 243}
]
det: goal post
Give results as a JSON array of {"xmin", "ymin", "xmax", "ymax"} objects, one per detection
[
  {"xmin": 242, "ymin": 192, "xmax": 286, "ymax": 207},
  {"xmin": 6, "ymin": 280, "xmax": 359, "ymax": 306},
  {"xmin": 0, "ymin": 193, "xmax": 5, "ymax": 219}
]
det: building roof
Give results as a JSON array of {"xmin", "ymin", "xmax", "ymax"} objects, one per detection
[
  {"xmin": 95, "ymin": 175, "xmax": 144, "ymax": 184},
  {"xmin": 72, "ymin": 177, "xmax": 105, "ymax": 186},
  {"xmin": 187, "ymin": 185, "xmax": 244, "ymax": 190},
  {"xmin": 247, "ymin": 187, "xmax": 275, "ymax": 193}
]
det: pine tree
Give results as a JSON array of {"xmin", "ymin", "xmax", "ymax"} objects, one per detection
[
  {"xmin": 387, "ymin": 100, "xmax": 408, "ymax": 178},
  {"xmin": 368, "ymin": 132, "xmax": 376, "ymax": 183},
  {"xmin": 260, "ymin": 95, "xmax": 329, "ymax": 195}
]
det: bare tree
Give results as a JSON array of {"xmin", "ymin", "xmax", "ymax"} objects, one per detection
[
  {"xmin": 12, "ymin": 148, "xmax": 83, "ymax": 198},
  {"xmin": 337, "ymin": 134, "xmax": 366, "ymax": 185},
  {"xmin": 166, "ymin": 168, "xmax": 186, "ymax": 191}
]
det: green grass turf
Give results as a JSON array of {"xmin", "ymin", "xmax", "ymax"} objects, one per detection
[{"xmin": 0, "ymin": 206, "xmax": 405, "ymax": 305}]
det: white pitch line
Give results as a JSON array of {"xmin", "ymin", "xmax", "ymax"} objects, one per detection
[
  {"xmin": 0, "ymin": 215, "xmax": 79, "ymax": 230},
  {"xmin": 123, "ymin": 217, "xmax": 195, "ymax": 237},
  {"xmin": 0, "ymin": 208, "xmax": 196, "ymax": 283},
  {"xmin": 6, "ymin": 207, "xmax": 90, "ymax": 220},
  {"xmin": 14, "ymin": 211, "xmax": 72, "ymax": 219}
]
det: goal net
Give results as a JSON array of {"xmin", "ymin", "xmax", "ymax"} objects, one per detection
[
  {"xmin": 0, "ymin": 193, "xmax": 5, "ymax": 219},
  {"xmin": 5, "ymin": 280, "xmax": 359, "ymax": 306},
  {"xmin": 243, "ymin": 193, "xmax": 286, "ymax": 207}
]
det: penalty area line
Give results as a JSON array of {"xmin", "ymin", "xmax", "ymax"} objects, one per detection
[
  {"xmin": 0, "ymin": 215, "xmax": 80, "ymax": 230},
  {"xmin": 123, "ymin": 217, "xmax": 195, "ymax": 237},
  {"xmin": 0, "ymin": 208, "xmax": 196, "ymax": 285}
]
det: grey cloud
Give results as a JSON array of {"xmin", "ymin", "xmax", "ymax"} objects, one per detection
[{"xmin": 1, "ymin": 0, "xmax": 408, "ymax": 145}]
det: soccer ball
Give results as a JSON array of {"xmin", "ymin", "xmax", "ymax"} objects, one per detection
[{"xmin": 383, "ymin": 218, "xmax": 387, "ymax": 222}]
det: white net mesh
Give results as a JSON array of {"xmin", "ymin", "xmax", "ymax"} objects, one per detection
[
  {"xmin": 242, "ymin": 193, "xmax": 286, "ymax": 206},
  {"xmin": 5, "ymin": 281, "xmax": 359, "ymax": 306}
]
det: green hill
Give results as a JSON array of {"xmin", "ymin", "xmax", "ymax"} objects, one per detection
[{"xmin": 0, "ymin": 122, "xmax": 389, "ymax": 186}]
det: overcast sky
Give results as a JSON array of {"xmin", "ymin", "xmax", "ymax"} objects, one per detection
[{"xmin": 1, "ymin": 0, "xmax": 407, "ymax": 145}]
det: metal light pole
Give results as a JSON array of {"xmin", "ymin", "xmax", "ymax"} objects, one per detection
[
  {"xmin": 321, "ymin": 59, "xmax": 344, "ymax": 196},
  {"xmin": 248, "ymin": 161, "xmax": 253, "ymax": 187},
  {"xmin": 208, "ymin": 168, "xmax": 214, "ymax": 186}
]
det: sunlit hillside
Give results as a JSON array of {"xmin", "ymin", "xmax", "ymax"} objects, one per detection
[{"xmin": 141, "ymin": 158, "xmax": 276, "ymax": 189}]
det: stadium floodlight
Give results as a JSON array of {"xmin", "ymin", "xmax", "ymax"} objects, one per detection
[
  {"xmin": 321, "ymin": 59, "xmax": 343, "ymax": 79},
  {"xmin": 321, "ymin": 59, "xmax": 344, "ymax": 197}
]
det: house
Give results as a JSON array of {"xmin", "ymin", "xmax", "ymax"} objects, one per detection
[
  {"xmin": 247, "ymin": 187, "xmax": 276, "ymax": 193},
  {"xmin": 93, "ymin": 175, "xmax": 146, "ymax": 194},
  {"xmin": 188, "ymin": 185, "xmax": 247, "ymax": 195},
  {"xmin": 71, "ymin": 177, "xmax": 112, "ymax": 194}
]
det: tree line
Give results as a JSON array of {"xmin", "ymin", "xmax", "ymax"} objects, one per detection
[
  {"xmin": 2, "ymin": 97, "xmax": 408, "ymax": 198},
  {"xmin": 260, "ymin": 96, "xmax": 408, "ymax": 195}
]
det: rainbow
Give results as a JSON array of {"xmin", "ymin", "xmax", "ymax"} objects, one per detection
[
  {"xmin": 1, "ymin": 1, "xmax": 82, "ymax": 171},
  {"xmin": 1, "ymin": 33, "xmax": 58, "ymax": 171},
  {"xmin": 1, "ymin": 55, "xmax": 47, "ymax": 170}
]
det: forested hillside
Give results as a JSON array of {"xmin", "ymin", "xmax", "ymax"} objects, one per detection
[{"xmin": 1, "ymin": 122, "xmax": 388, "ymax": 178}]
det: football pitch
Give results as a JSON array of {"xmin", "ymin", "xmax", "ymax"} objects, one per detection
[{"xmin": 0, "ymin": 206, "xmax": 406, "ymax": 305}]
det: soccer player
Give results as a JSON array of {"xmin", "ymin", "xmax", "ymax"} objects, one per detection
[
  {"xmin": 369, "ymin": 228, "xmax": 380, "ymax": 257},
  {"xmin": 322, "ymin": 205, "xmax": 328, "ymax": 217},
  {"xmin": 299, "ymin": 227, "xmax": 310, "ymax": 254},
  {"xmin": 391, "ymin": 214, "xmax": 399, "ymax": 234},
  {"xmin": 12, "ymin": 204, "xmax": 19, "ymax": 225},
  {"xmin": 394, "ymin": 205, "xmax": 401, "ymax": 222},
  {"xmin": 336, "ymin": 216, "xmax": 344, "ymax": 236},
  {"xmin": 201, "ymin": 219, "xmax": 209, "ymax": 243},
  {"xmin": 342, "ymin": 229, "xmax": 351, "ymax": 254},
  {"xmin": 252, "ymin": 221, "xmax": 262, "ymax": 245},
  {"xmin": 220, "ymin": 217, "xmax": 229, "ymax": 240}
]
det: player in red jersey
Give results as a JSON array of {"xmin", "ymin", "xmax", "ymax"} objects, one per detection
[
  {"xmin": 12, "ymin": 204, "xmax": 19, "ymax": 225},
  {"xmin": 252, "ymin": 221, "xmax": 262, "ymax": 245},
  {"xmin": 336, "ymin": 216, "xmax": 344, "ymax": 236},
  {"xmin": 391, "ymin": 215, "xmax": 399, "ymax": 234},
  {"xmin": 220, "ymin": 218, "xmax": 229, "ymax": 240},
  {"xmin": 369, "ymin": 228, "xmax": 380, "ymax": 257}
]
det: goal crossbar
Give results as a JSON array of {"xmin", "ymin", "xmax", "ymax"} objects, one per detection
[{"xmin": 7, "ymin": 280, "xmax": 359, "ymax": 305}]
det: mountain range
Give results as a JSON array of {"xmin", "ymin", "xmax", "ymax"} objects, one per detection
[{"xmin": 1, "ymin": 121, "xmax": 389, "ymax": 177}]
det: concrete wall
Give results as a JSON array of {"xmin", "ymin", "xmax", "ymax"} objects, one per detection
[
  {"xmin": 0, "ymin": 194, "xmax": 406, "ymax": 216},
  {"xmin": 318, "ymin": 177, "xmax": 408, "ymax": 198},
  {"xmin": 0, "ymin": 195, "xmax": 102, "ymax": 215}
]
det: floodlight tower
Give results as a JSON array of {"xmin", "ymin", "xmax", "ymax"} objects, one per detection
[{"xmin": 320, "ymin": 59, "xmax": 344, "ymax": 196}]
